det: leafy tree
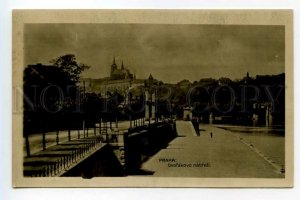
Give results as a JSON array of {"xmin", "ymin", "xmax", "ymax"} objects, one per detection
[
  {"xmin": 218, "ymin": 77, "xmax": 232, "ymax": 85},
  {"xmin": 23, "ymin": 55, "xmax": 90, "ymax": 156},
  {"xmin": 50, "ymin": 54, "xmax": 90, "ymax": 82}
]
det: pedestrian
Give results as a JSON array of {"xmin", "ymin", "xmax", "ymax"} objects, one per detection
[{"xmin": 210, "ymin": 132, "xmax": 213, "ymax": 138}]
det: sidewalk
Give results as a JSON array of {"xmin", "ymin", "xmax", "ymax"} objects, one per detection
[
  {"xmin": 141, "ymin": 121, "xmax": 284, "ymax": 178},
  {"xmin": 23, "ymin": 136, "xmax": 103, "ymax": 177},
  {"xmin": 22, "ymin": 119, "xmax": 147, "ymax": 177}
]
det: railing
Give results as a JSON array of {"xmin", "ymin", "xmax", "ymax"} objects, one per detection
[
  {"xmin": 26, "ymin": 137, "xmax": 102, "ymax": 177},
  {"xmin": 24, "ymin": 117, "xmax": 155, "ymax": 177}
]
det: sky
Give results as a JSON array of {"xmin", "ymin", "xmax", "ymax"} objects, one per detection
[{"xmin": 24, "ymin": 23, "xmax": 285, "ymax": 83}]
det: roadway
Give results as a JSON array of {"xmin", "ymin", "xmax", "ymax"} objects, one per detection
[{"xmin": 141, "ymin": 120, "xmax": 284, "ymax": 178}]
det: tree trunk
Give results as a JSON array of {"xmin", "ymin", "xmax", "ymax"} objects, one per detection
[{"xmin": 25, "ymin": 135, "xmax": 30, "ymax": 157}]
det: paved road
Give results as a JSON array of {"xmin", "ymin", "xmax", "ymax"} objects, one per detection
[
  {"xmin": 176, "ymin": 120, "xmax": 197, "ymax": 136},
  {"xmin": 141, "ymin": 121, "xmax": 284, "ymax": 178},
  {"xmin": 23, "ymin": 119, "xmax": 151, "ymax": 156}
]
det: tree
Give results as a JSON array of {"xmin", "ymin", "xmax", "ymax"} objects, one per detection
[
  {"xmin": 23, "ymin": 64, "xmax": 72, "ymax": 156},
  {"xmin": 218, "ymin": 77, "xmax": 232, "ymax": 85},
  {"xmin": 23, "ymin": 55, "xmax": 90, "ymax": 156},
  {"xmin": 50, "ymin": 54, "xmax": 90, "ymax": 82}
]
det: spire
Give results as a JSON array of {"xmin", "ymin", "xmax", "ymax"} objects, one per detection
[
  {"xmin": 111, "ymin": 56, "xmax": 117, "ymax": 77},
  {"xmin": 121, "ymin": 60, "xmax": 124, "ymax": 70},
  {"xmin": 113, "ymin": 56, "xmax": 116, "ymax": 65},
  {"xmin": 149, "ymin": 74, "xmax": 153, "ymax": 80}
]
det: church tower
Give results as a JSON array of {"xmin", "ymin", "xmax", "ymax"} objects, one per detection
[
  {"xmin": 111, "ymin": 56, "xmax": 118, "ymax": 77},
  {"xmin": 121, "ymin": 60, "xmax": 125, "ymax": 70}
]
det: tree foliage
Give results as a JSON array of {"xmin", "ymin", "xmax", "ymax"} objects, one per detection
[{"xmin": 50, "ymin": 54, "xmax": 90, "ymax": 82}]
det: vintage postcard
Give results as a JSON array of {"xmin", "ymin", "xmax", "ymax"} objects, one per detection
[{"xmin": 12, "ymin": 10, "xmax": 293, "ymax": 187}]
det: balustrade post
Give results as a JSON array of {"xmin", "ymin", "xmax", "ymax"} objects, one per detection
[
  {"xmin": 42, "ymin": 131, "xmax": 46, "ymax": 150},
  {"xmin": 56, "ymin": 129, "xmax": 59, "ymax": 145},
  {"xmin": 68, "ymin": 129, "xmax": 71, "ymax": 141}
]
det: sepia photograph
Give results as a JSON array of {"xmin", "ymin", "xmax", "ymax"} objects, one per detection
[{"xmin": 12, "ymin": 10, "xmax": 293, "ymax": 187}]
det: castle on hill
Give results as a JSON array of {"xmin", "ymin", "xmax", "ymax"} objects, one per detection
[
  {"xmin": 80, "ymin": 56, "xmax": 143, "ymax": 96},
  {"xmin": 110, "ymin": 56, "xmax": 136, "ymax": 80}
]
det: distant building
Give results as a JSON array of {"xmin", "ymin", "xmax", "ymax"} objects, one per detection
[
  {"xmin": 183, "ymin": 106, "xmax": 193, "ymax": 120},
  {"xmin": 199, "ymin": 78, "xmax": 217, "ymax": 86},
  {"xmin": 144, "ymin": 74, "xmax": 162, "ymax": 88},
  {"xmin": 243, "ymin": 72, "xmax": 252, "ymax": 84},
  {"xmin": 218, "ymin": 77, "xmax": 232, "ymax": 85},
  {"xmin": 79, "ymin": 57, "xmax": 143, "ymax": 97},
  {"xmin": 176, "ymin": 79, "xmax": 191, "ymax": 89},
  {"xmin": 110, "ymin": 56, "xmax": 135, "ymax": 80}
]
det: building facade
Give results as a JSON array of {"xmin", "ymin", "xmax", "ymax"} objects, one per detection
[
  {"xmin": 79, "ymin": 57, "xmax": 142, "ymax": 97},
  {"xmin": 110, "ymin": 56, "xmax": 135, "ymax": 80}
]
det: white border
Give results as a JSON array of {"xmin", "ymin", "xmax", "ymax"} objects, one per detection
[{"xmin": 1, "ymin": 0, "xmax": 299, "ymax": 200}]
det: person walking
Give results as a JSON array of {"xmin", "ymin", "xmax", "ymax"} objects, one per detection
[{"xmin": 210, "ymin": 132, "xmax": 213, "ymax": 138}]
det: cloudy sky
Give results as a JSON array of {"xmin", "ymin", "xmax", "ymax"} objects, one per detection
[{"xmin": 24, "ymin": 23, "xmax": 284, "ymax": 83}]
